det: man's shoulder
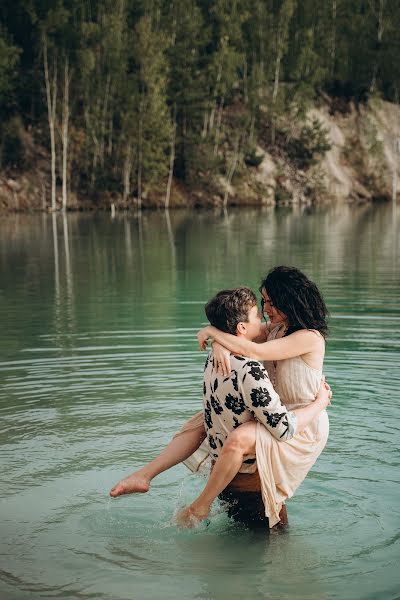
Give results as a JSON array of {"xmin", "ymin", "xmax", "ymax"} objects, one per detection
[
  {"xmin": 230, "ymin": 355, "xmax": 272, "ymax": 387},
  {"xmin": 230, "ymin": 354, "xmax": 262, "ymax": 368},
  {"xmin": 230, "ymin": 355, "xmax": 266, "ymax": 373}
]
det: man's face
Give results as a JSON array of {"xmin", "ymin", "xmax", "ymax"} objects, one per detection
[{"xmin": 240, "ymin": 304, "xmax": 263, "ymax": 340}]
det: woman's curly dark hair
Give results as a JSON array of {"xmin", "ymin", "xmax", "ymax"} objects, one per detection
[{"xmin": 260, "ymin": 266, "xmax": 329, "ymax": 338}]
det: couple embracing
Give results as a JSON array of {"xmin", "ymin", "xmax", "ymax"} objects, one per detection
[{"xmin": 110, "ymin": 266, "xmax": 332, "ymax": 530}]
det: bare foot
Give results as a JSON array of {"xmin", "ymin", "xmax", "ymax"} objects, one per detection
[
  {"xmin": 109, "ymin": 471, "xmax": 151, "ymax": 497},
  {"xmin": 278, "ymin": 503, "xmax": 288, "ymax": 525},
  {"xmin": 176, "ymin": 503, "xmax": 210, "ymax": 528}
]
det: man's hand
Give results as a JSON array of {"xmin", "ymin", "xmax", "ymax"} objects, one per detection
[
  {"xmin": 197, "ymin": 327, "xmax": 211, "ymax": 351},
  {"xmin": 315, "ymin": 377, "xmax": 332, "ymax": 410},
  {"xmin": 212, "ymin": 341, "xmax": 231, "ymax": 377}
]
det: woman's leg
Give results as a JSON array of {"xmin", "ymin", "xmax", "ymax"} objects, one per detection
[
  {"xmin": 177, "ymin": 421, "xmax": 256, "ymax": 526},
  {"xmin": 110, "ymin": 424, "xmax": 206, "ymax": 497}
]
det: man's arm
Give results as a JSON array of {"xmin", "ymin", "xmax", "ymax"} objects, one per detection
[{"xmin": 238, "ymin": 360, "xmax": 330, "ymax": 441}]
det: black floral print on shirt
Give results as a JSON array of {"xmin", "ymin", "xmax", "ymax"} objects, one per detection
[
  {"xmin": 231, "ymin": 370, "xmax": 239, "ymax": 391},
  {"xmin": 208, "ymin": 434, "xmax": 217, "ymax": 450},
  {"xmin": 225, "ymin": 393, "xmax": 246, "ymax": 415},
  {"xmin": 232, "ymin": 416, "xmax": 241, "ymax": 429},
  {"xmin": 265, "ymin": 412, "xmax": 285, "ymax": 428},
  {"xmin": 247, "ymin": 361, "xmax": 267, "ymax": 381},
  {"xmin": 250, "ymin": 387, "xmax": 272, "ymax": 408},
  {"xmin": 210, "ymin": 394, "xmax": 223, "ymax": 415},
  {"xmin": 204, "ymin": 400, "xmax": 213, "ymax": 429},
  {"xmin": 279, "ymin": 417, "xmax": 290, "ymax": 439}
]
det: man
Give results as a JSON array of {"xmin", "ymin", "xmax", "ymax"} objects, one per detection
[
  {"xmin": 177, "ymin": 286, "xmax": 330, "ymax": 528},
  {"xmin": 110, "ymin": 287, "xmax": 330, "ymax": 529}
]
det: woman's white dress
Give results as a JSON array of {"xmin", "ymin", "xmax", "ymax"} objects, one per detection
[{"xmin": 178, "ymin": 325, "xmax": 329, "ymax": 527}]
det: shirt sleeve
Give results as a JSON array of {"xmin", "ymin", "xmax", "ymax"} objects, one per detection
[{"xmin": 237, "ymin": 358, "xmax": 296, "ymax": 441}]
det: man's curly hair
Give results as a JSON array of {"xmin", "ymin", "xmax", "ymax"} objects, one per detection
[{"xmin": 205, "ymin": 287, "xmax": 257, "ymax": 335}]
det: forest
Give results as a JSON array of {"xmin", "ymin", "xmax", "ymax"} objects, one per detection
[{"xmin": 1, "ymin": 0, "xmax": 399, "ymax": 209}]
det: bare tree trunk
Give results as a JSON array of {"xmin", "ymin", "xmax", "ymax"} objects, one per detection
[
  {"xmin": 213, "ymin": 95, "xmax": 224, "ymax": 156},
  {"xmin": 100, "ymin": 75, "xmax": 111, "ymax": 168},
  {"xmin": 258, "ymin": 18, "xmax": 265, "ymax": 98},
  {"xmin": 369, "ymin": 0, "xmax": 386, "ymax": 92},
  {"xmin": 271, "ymin": 27, "xmax": 283, "ymax": 146},
  {"xmin": 209, "ymin": 101, "xmax": 217, "ymax": 132},
  {"xmin": 91, "ymin": 133, "xmax": 100, "ymax": 189},
  {"xmin": 43, "ymin": 37, "xmax": 57, "ymax": 211},
  {"xmin": 165, "ymin": 106, "xmax": 176, "ymax": 209},
  {"xmin": 108, "ymin": 115, "xmax": 113, "ymax": 155},
  {"xmin": 243, "ymin": 58, "xmax": 248, "ymax": 104},
  {"xmin": 223, "ymin": 138, "xmax": 240, "ymax": 208},
  {"xmin": 123, "ymin": 141, "xmax": 132, "ymax": 201},
  {"xmin": 331, "ymin": 0, "xmax": 337, "ymax": 75},
  {"xmin": 61, "ymin": 58, "xmax": 71, "ymax": 212},
  {"xmin": 90, "ymin": 97, "xmax": 102, "ymax": 189},
  {"xmin": 201, "ymin": 110, "xmax": 209, "ymax": 138},
  {"xmin": 272, "ymin": 44, "xmax": 282, "ymax": 105},
  {"xmin": 209, "ymin": 62, "xmax": 223, "ymax": 133}
]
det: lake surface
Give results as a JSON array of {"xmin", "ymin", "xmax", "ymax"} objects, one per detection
[{"xmin": 1, "ymin": 204, "xmax": 399, "ymax": 600}]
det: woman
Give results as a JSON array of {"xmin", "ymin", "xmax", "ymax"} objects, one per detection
[
  {"xmin": 110, "ymin": 266, "xmax": 330, "ymax": 528},
  {"xmin": 177, "ymin": 265, "xmax": 330, "ymax": 527}
]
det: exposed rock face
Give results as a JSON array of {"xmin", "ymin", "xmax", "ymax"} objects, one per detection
[
  {"xmin": 234, "ymin": 99, "xmax": 400, "ymax": 206},
  {"xmin": 290, "ymin": 100, "xmax": 399, "ymax": 203},
  {"xmin": 1, "ymin": 98, "xmax": 399, "ymax": 211},
  {"xmin": 309, "ymin": 107, "xmax": 355, "ymax": 200}
]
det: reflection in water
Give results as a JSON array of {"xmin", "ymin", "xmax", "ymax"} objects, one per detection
[
  {"xmin": 51, "ymin": 213, "xmax": 75, "ymax": 344},
  {"xmin": 392, "ymin": 201, "xmax": 398, "ymax": 269},
  {"xmin": 62, "ymin": 211, "xmax": 73, "ymax": 321},
  {"xmin": 0, "ymin": 204, "xmax": 399, "ymax": 600},
  {"xmin": 165, "ymin": 209, "xmax": 176, "ymax": 270},
  {"xmin": 137, "ymin": 210, "xmax": 145, "ymax": 283},
  {"xmin": 52, "ymin": 211, "xmax": 60, "ymax": 318},
  {"xmin": 3, "ymin": 203, "xmax": 398, "ymax": 315},
  {"xmin": 124, "ymin": 216, "xmax": 132, "ymax": 262}
]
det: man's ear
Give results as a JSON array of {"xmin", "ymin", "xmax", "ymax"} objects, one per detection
[{"xmin": 236, "ymin": 321, "xmax": 247, "ymax": 335}]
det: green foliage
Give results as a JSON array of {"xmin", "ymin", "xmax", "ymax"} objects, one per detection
[
  {"xmin": 1, "ymin": 0, "xmax": 400, "ymax": 201},
  {"xmin": 0, "ymin": 26, "xmax": 20, "ymax": 105},
  {"xmin": 286, "ymin": 117, "xmax": 331, "ymax": 169},
  {"xmin": 119, "ymin": 15, "xmax": 172, "ymax": 196},
  {"xmin": 0, "ymin": 116, "xmax": 24, "ymax": 168}
]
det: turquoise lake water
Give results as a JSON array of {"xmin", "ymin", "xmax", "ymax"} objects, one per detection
[{"xmin": 0, "ymin": 204, "xmax": 399, "ymax": 599}]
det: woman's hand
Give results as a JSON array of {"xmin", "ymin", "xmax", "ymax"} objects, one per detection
[
  {"xmin": 197, "ymin": 326, "xmax": 211, "ymax": 351},
  {"xmin": 315, "ymin": 376, "xmax": 332, "ymax": 409},
  {"xmin": 212, "ymin": 342, "xmax": 231, "ymax": 377}
]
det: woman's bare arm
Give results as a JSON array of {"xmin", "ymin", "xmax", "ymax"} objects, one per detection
[{"xmin": 198, "ymin": 325, "xmax": 321, "ymax": 361}]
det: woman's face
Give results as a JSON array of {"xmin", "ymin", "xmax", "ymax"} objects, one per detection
[{"xmin": 261, "ymin": 288, "xmax": 287, "ymax": 325}]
